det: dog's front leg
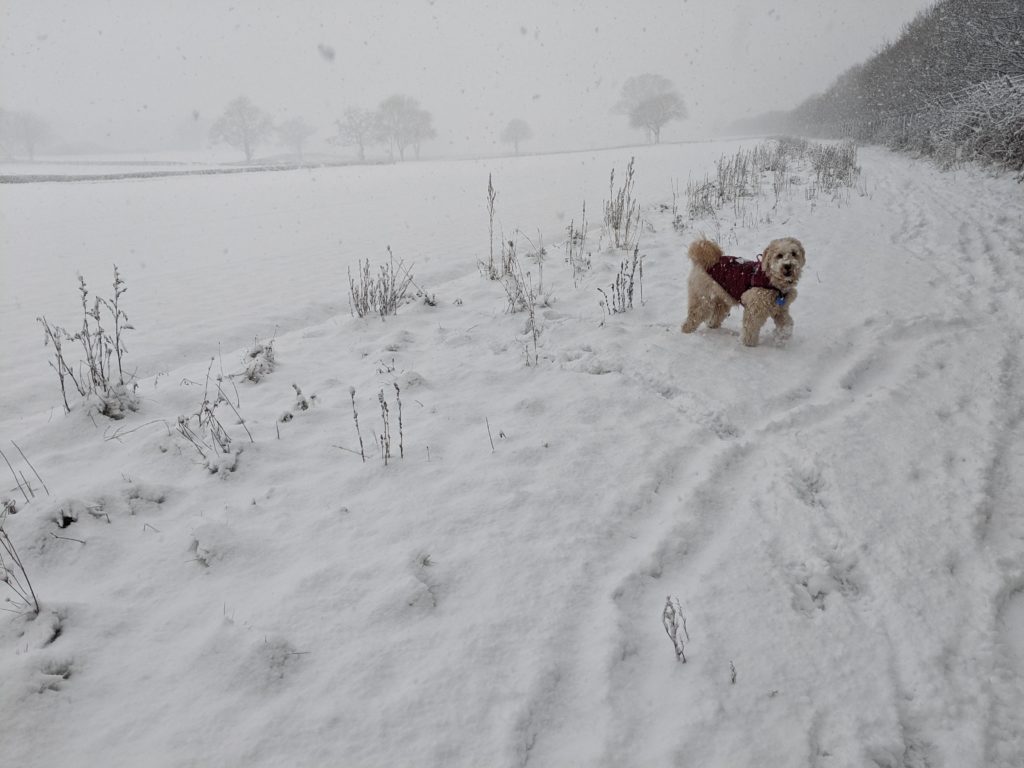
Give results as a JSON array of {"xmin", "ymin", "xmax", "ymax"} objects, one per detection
[
  {"xmin": 740, "ymin": 290, "xmax": 773, "ymax": 346},
  {"xmin": 771, "ymin": 289, "xmax": 796, "ymax": 344},
  {"xmin": 772, "ymin": 311, "xmax": 794, "ymax": 344},
  {"xmin": 741, "ymin": 307, "xmax": 768, "ymax": 346}
]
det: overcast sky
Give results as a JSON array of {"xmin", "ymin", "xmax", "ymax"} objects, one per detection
[{"xmin": 1, "ymin": 0, "xmax": 939, "ymax": 156}]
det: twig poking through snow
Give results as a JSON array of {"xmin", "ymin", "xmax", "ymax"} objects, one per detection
[
  {"xmin": 0, "ymin": 447, "xmax": 30, "ymax": 505},
  {"xmin": 11, "ymin": 441, "xmax": 50, "ymax": 496},
  {"xmin": 350, "ymin": 387, "xmax": 366, "ymax": 463},
  {"xmin": 0, "ymin": 518, "xmax": 40, "ymax": 616},
  {"xmin": 394, "ymin": 383, "xmax": 404, "ymax": 460}
]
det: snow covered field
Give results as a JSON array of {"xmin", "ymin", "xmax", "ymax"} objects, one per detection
[{"xmin": 1, "ymin": 140, "xmax": 1022, "ymax": 767}]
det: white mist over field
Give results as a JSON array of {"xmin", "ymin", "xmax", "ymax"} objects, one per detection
[{"xmin": 2, "ymin": 0, "xmax": 938, "ymax": 156}]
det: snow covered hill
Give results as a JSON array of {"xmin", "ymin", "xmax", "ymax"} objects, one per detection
[{"xmin": 1, "ymin": 141, "xmax": 1022, "ymax": 767}]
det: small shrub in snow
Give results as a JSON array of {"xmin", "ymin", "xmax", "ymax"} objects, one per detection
[
  {"xmin": 598, "ymin": 246, "xmax": 644, "ymax": 318},
  {"xmin": 526, "ymin": 237, "xmax": 548, "ymax": 297},
  {"xmin": 1, "ymin": 511, "xmax": 40, "ymax": 616},
  {"xmin": 377, "ymin": 384, "xmax": 404, "ymax": 465},
  {"xmin": 341, "ymin": 386, "xmax": 404, "ymax": 465},
  {"xmin": 37, "ymin": 266, "xmax": 139, "ymax": 418},
  {"xmin": 291, "ymin": 383, "xmax": 313, "ymax": 411},
  {"xmin": 565, "ymin": 201, "xmax": 592, "ymax": 288},
  {"xmin": 177, "ymin": 360, "xmax": 253, "ymax": 473},
  {"xmin": 242, "ymin": 337, "xmax": 276, "ymax": 382},
  {"xmin": 348, "ymin": 387, "xmax": 366, "ymax": 462},
  {"xmin": 686, "ymin": 146, "xmax": 762, "ymax": 218},
  {"xmin": 604, "ymin": 156, "xmax": 641, "ymax": 250},
  {"xmin": 684, "ymin": 138, "xmax": 860, "ymax": 225},
  {"xmin": 348, "ymin": 247, "xmax": 415, "ymax": 319},
  {"xmin": 499, "ymin": 240, "xmax": 527, "ymax": 312},
  {"xmin": 662, "ymin": 595, "xmax": 688, "ymax": 663},
  {"xmin": 279, "ymin": 384, "xmax": 316, "ymax": 423},
  {"xmin": 484, "ymin": 173, "xmax": 500, "ymax": 279},
  {"xmin": 499, "ymin": 239, "xmax": 541, "ymax": 366},
  {"xmin": 377, "ymin": 390, "xmax": 394, "ymax": 464},
  {"xmin": 392, "ymin": 383, "xmax": 404, "ymax": 460},
  {"xmin": 807, "ymin": 140, "xmax": 860, "ymax": 193}
]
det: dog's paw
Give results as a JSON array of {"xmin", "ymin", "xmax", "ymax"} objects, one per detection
[{"xmin": 773, "ymin": 325, "xmax": 794, "ymax": 346}]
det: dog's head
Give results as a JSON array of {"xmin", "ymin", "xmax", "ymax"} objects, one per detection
[{"xmin": 761, "ymin": 237, "xmax": 805, "ymax": 290}]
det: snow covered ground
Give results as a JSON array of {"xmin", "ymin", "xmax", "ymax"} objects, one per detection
[{"xmin": 1, "ymin": 140, "xmax": 1022, "ymax": 767}]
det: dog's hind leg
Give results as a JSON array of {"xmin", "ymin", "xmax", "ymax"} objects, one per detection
[
  {"xmin": 681, "ymin": 295, "xmax": 709, "ymax": 333},
  {"xmin": 706, "ymin": 299, "xmax": 731, "ymax": 329}
]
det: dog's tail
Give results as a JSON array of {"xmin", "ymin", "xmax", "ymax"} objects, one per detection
[{"xmin": 688, "ymin": 238, "xmax": 723, "ymax": 270}]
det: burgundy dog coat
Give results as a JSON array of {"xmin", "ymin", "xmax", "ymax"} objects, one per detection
[{"xmin": 707, "ymin": 255, "xmax": 783, "ymax": 304}]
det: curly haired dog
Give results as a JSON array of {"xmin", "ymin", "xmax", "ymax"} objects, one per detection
[{"xmin": 681, "ymin": 237, "xmax": 805, "ymax": 347}]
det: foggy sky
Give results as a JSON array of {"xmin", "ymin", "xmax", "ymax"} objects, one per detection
[{"xmin": 1, "ymin": 0, "xmax": 939, "ymax": 156}]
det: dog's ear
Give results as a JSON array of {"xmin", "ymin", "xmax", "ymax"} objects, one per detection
[{"xmin": 794, "ymin": 241, "xmax": 806, "ymax": 266}]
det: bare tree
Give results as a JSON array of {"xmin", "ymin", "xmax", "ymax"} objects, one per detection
[
  {"xmin": 375, "ymin": 95, "xmax": 434, "ymax": 161},
  {"xmin": 276, "ymin": 117, "xmax": 316, "ymax": 161},
  {"xmin": 410, "ymin": 108, "xmax": 436, "ymax": 160},
  {"xmin": 500, "ymin": 119, "xmax": 533, "ymax": 155},
  {"xmin": 614, "ymin": 74, "xmax": 687, "ymax": 144},
  {"xmin": 0, "ymin": 109, "xmax": 52, "ymax": 160},
  {"xmin": 332, "ymin": 107, "xmax": 376, "ymax": 161},
  {"xmin": 209, "ymin": 96, "xmax": 274, "ymax": 162}
]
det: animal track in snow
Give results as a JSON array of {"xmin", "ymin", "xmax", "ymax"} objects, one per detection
[
  {"xmin": 37, "ymin": 658, "xmax": 73, "ymax": 693},
  {"xmin": 791, "ymin": 555, "xmax": 862, "ymax": 615}
]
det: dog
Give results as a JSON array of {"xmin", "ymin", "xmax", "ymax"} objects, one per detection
[{"xmin": 681, "ymin": 237, "xmax": 805, "ymax": 347}]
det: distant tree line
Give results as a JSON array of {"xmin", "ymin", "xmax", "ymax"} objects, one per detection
[
  {"xmin": 734, "ymin": 0, "xmax": 1024, "ymax": 174},
  {"xmin": 210, "ymin": 71, "xmax": 689, "ymax": 163},
  {"xmin": 4, "ymin": 71, "xmax": 689, "ymax": 164},
  {"xmin": 208, "ymin": 93, "xmax": 438, "ymax": 164}
]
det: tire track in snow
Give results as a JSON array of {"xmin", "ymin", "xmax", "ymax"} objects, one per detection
[
  {"xmin": 891, "ymin": 163, "xmax": 1024, "ymax": 766},
  {"xmin": 591, "ymin": 316, "xmax": 961, "ymax": 764}
]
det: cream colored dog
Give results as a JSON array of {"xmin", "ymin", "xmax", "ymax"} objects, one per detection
[{"xmin": 681, "ymin": 237, "xmax": 805, "ymax": 347}]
